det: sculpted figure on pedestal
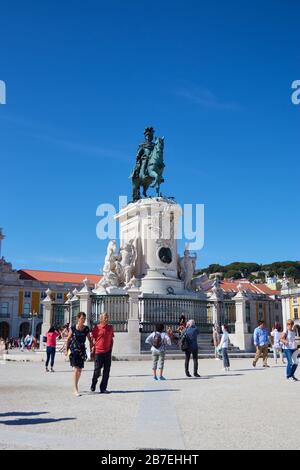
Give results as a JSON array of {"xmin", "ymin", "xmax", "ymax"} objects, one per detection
[
  {"xmin": 120, "ymin": 239, "xmax": 136, "ymax": 287},
  {"xmin": 178, "ymin": 249, "xmax": 197, "ymax": 291},
  {"xmin": 99, "ymin": 240, "xmax": 119, "ymax": 288}
]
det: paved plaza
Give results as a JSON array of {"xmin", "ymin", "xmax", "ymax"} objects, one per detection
[{"xmin": 0, "ymin": 357, "xmax": 300, "ymax": 450}]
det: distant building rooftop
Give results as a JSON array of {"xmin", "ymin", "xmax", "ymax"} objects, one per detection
[{"xmin": 18, "ymin": 269, "xmax": 101, "ymax": 286}]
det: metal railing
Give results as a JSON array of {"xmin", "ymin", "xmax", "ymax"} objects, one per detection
[
  {"xmin": 71, "ymin": 301, "xmax": 80, "ymax": 326},
  {"xmin": 52, "ymin": 303, "xmax": 70, "ymax": 328},
  {"xmin": 91, "ymin": 295, "xmax": 129, "ymax": 332},
  {"xmin": 138, "ymin": 297, "xmax": 212, "ymax": 333}
]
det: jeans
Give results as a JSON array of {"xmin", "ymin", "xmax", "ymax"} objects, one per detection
[
  {"xmin": 91, "ymin": 351, "xmax": 112, "ymax": 392},
  {"xmin": 185, "ymin": 348, "xmax": 198, "ymax": 375},
  {"xmin": 45, "ymin": 346, "xmax": 56, "ymax": 368},
  {"xmin": 222, "ymin": 348, "xmax": 230, "ymax": 368},
  {"xmin": 284, "ymin": 349, "xmax": 299, "ymax": 378}
]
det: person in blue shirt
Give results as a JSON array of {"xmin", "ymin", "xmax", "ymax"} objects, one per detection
[
  {"xmin": 183, "ymin": 320, "xmax": 200, "ymax": 378},
  {"xmin": 252, "ymin": 320, "xmax": 270, "ymax": 368}
]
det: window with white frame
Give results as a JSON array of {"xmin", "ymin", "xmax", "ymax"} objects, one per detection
[
  {"xmin": 24, "ymin": 291, "xmax": 31, "ymax": 298},
  {"xmin": 0, "ymin": 302, "xmax": 9, "ymax": 315},
  {"xmin": 23, "ymin": 303, "xmax": 30, "ymax": 316},
  {"xmin": 56, "ymin": 292, "xmax": 63, "ymax": 300},
  {"xmin": 294, "ymin": 308, "xmax": 299, "ymax": 320}
]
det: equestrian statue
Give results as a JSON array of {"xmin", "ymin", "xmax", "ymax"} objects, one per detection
[{"xmin": 129, "ymin": 127, "xmax": 165, "ymax": 202}]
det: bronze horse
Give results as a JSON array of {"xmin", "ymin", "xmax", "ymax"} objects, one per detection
[{"xmin": 131, "ymin": 137, "xmax": 165, "ymax": 201}]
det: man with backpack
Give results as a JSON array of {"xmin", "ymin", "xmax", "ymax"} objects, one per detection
[{"xmin": 145, "ymin": 324, "xmax": 172, "ymax": 381}]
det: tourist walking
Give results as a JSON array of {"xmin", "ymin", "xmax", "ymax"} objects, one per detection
[
  {"xmin": 66, "ymin": 312, "xmax": 92, "ymax": 396},
  {"xmin": 212, "ymin": 323, "xmax": 221, "ymax": 360},
  {"xmin": 271, "ymin": 323, "xmax": 285, "ymax": 364},
  {"xmin": 145, "ymin": 324, "xmax": 172, "ymax": 380},
  {"xmin": 281, "ymin": 320, "xmax": 299, "ymax": 382},
  {"xmin": 172, "ymin": 314, "xmax": 187, "ymax": 346},
  {"xmin": 218, "ymin": 324, "xmax": 230, "ymax": 371},
  {"xmin": 183, "ymin": 319, "xmax": 200, "ymax": 377},
  {"xmin": 58, "ymin": 323, "xmax": 70, "ymax": 354},
  {"xmin": 177, "ymin": 314, "xmax": 187, "ymax": 335},
  {"xmin": 90, "ymin": 313, "xmax": 114, "ymax": 394},
  {"xmin": 252, "ymin": 320, "xmax": 270, "ymax": 368},
  {"xmin": 24, "ymin": 334, "xmax": 32, "ymax": 350},
  {"xmin": 45, "ymin": 327, "xmax": 60, "ymax": 372},
  {"xmin": 31, "ymin": 336, "xmax": 37, "ymax": 351},
  {"xmin": 0, "ymin": 338, "xmax": 5, "ymax": 356}
]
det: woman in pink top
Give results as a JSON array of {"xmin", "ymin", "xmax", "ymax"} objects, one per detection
[{"xmin": 45, "ymin": 327, "xmax": 60, "ymax": 372}]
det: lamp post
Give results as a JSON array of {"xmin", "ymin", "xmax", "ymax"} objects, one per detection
[{"xmin": 29, "ymin": 311, "xmax": 37, "ymax": 336}]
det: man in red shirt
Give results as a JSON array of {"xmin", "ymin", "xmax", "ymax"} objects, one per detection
[{"xmin": 90, "ymin": 312, "xmax": 114, "ymax": 394}]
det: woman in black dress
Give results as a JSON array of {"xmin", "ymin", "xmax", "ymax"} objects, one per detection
[{"xmin": 66, "ymin": 312, "xmax": 92, "ymax": 396}]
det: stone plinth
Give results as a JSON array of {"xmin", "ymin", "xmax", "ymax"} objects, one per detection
[{"xmin": 115, "ymin": 197, "xmax": 185, "ymax": 295}]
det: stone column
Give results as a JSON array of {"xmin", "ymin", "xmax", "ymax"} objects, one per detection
[
  {"xmin": 281, "ymin": 288, "xmax": 290, "ymax": 328},
  {"xmin": 211, "ymin": 302, "xmax": 220, "ymax": 325},
  {"xmin": 77, "ymin": 279, "xmax": 92, "ymax": 359},
  {"xmin": 127, "ymin": 286, "xmax": 141, "ymax": 353},
  {"xmin": 234, "ymin": 289, "xmax": 253, "ymax": 351},
  {"xmin": 40, "ymin": 289, "xmax": 53, "ymax": 350},
  {"xmin": 78, "ymin": 279, "xmax": 92, "ymax": 327},
  {"xmin": 112, "ymin": 284, "xmax": 141, "ymax": 356},
  {"xmin": 65, "ymin": 292, "xmax": 72, "ymax": 324},
  {"xmin": 209, "ymin": 284, "xmax": 223, "ymax": 326}
]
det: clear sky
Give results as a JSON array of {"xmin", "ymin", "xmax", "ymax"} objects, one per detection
[{"xmin": 0, "ymin": 0, "xmax": 299, "ymax": 274}]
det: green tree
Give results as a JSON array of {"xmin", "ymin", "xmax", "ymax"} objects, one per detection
[
  {"xmin": 224, "ymin": 270, "xmax": 242, "ymax": 280},
  {"xmin": 257, "ymin": 271, "xmax": 266, "ymax": 282}
]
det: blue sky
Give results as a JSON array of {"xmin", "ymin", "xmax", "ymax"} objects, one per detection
[{"xmin": 0, "ymin": 0, "xmax": 299, "ymax": 274}]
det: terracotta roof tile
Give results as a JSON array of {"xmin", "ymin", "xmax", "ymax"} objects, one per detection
[
  {"xmin": 18, "ymin": 269, "xmax": 101, "ymax": 285},
  {"xmin": 220, "ymin": 280, "xmax": 279, "ymax": 296}
]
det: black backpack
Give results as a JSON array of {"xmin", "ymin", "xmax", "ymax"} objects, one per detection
[
  {"xmin": 180, "ymin": 332, "xmax": 190, "ymax": 351},
  {"xmin": 152, "ymin": 333, "xmax": 162, "ymax": 349}
]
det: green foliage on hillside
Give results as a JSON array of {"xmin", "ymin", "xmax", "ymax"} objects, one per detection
[{"xmin": 196, "ymin": 261, "xmax": 300, "ymax": 281}]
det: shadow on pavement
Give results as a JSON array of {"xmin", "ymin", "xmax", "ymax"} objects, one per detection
[
  {"xmin": 81, "ymin": 389, "xmax": 180, "ymax": 395},
  {"xmin": 206, "ymin": 373, "xmax": 244, "ymax": 378},
  {"xmin": 111, "ymin": 374, "xmax": 152, "ymax": 378},
  {"xmin": 234, "ymin": 368, "xmax": 271, "ymax": 372},
  {"xmin": 167, "ymin": 377, "xmax": 210, "ymax": 381},
  {"xmin": 111, "ymin": 389, "xmax": 180, "ymax": 394},
  {"xmin": 0, "ymin": 417, "xmax": 76, "ymax": 426},
  {"xmin": 0, "ymin": 412, "xmax": 49, "ymax": 418}
]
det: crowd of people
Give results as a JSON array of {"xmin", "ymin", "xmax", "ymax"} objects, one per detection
[
  {"xmin": 41, "ymin": 311, "xmax": 300, "ymax": 397},
  {"xmin": 0, "ymin": 335, "xmax": 39, "ymax": 352}
]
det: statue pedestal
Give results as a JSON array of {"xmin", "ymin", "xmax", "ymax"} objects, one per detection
[{"xmin": 115, "ymin": 197, "xmax": 185, "ymax": 295}]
